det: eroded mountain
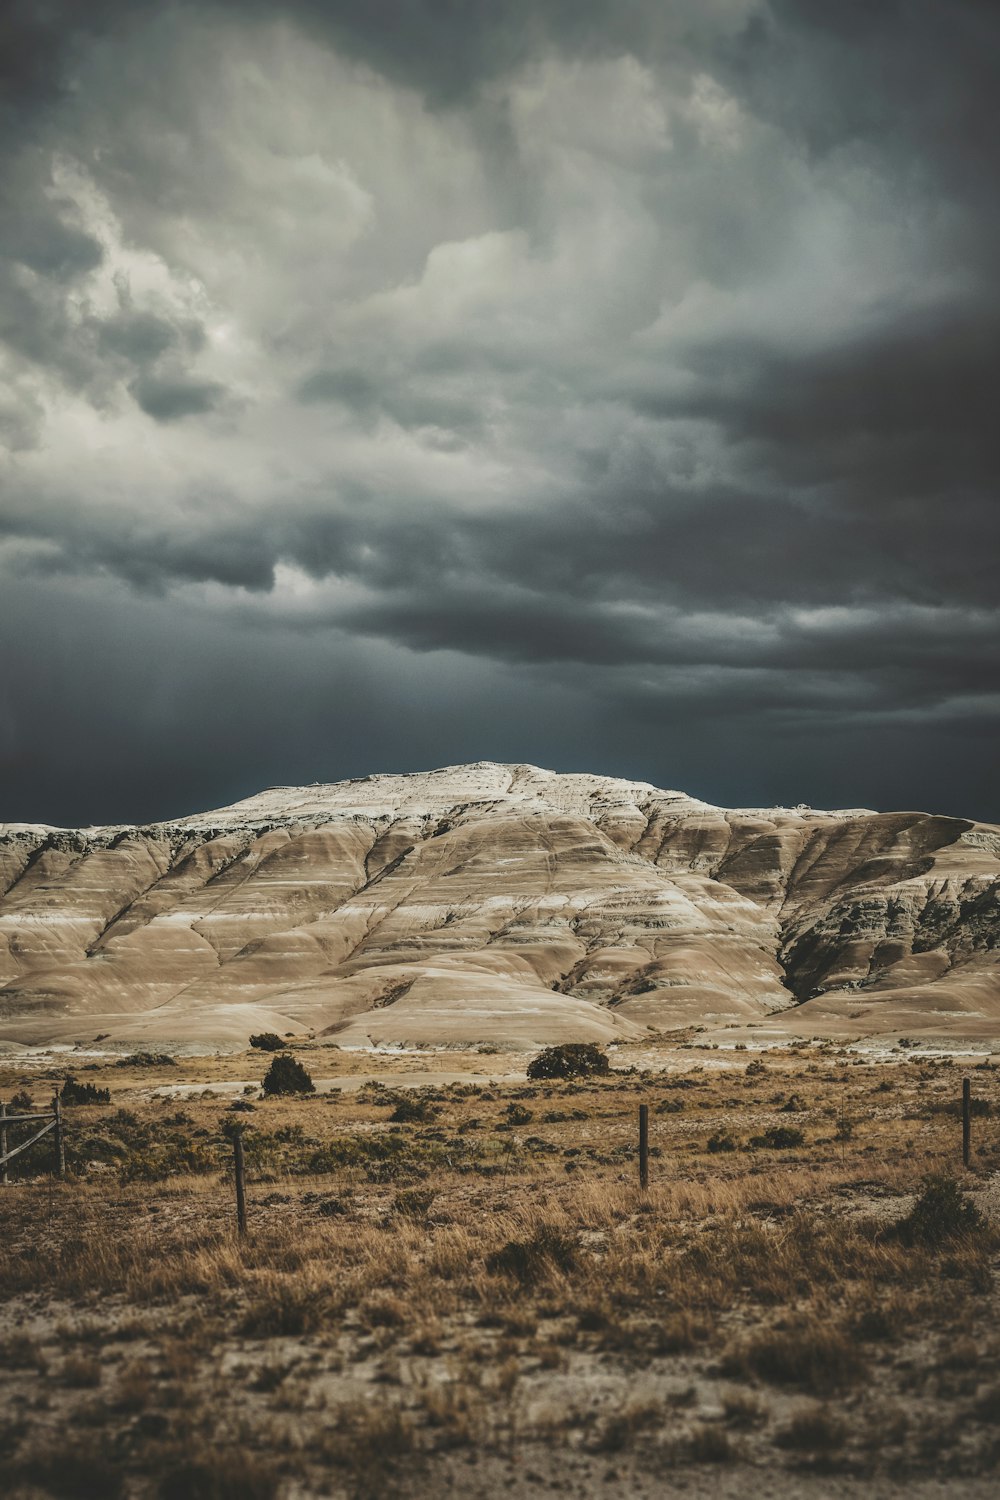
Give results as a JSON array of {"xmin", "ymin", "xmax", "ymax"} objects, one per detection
[{"xmin": 1, "ymin": 763, "xmax": 997, "ymax": 1046}]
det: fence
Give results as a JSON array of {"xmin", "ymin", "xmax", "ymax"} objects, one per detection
[
  {"xmin": 0, "ymin": 1095, "xmax": 65, "ymax": 1183},
  {"xmin": 225, "ymin": 1078, "xmax": 983, "ymax": 1235},
  {"xmin": 0, "ymin": 1070, "xmax": 982, "ymax": 1216}
]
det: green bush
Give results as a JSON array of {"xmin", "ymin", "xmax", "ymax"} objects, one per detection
[
  {"xmin": 261, "ymin": 1054, "xmax": 315, "ymax": 1096},
  {"xmin": 249, "ymin": 1033, "xmax": 286, "ymax": 1052},
  {"xmin": 526, "ymin": 1044, "xmax": 610, "ymax": 1081}
]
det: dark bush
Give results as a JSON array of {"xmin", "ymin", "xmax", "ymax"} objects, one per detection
[
  {"xmin": 751, "ymin": 1126, "xmax": 804, "ymax": 1150},
  {"xmin": 894, "ymin": 1173, "xmax": 987, "ymax": 1247},
  {"xmin": 732, "ymin": 1319, "xmax": 865, "ymax": 1394},
  {"xmin": 261, "ymin": 1054, "xmax": 315, "ymax": 1096},
  {"xmin": 60, "ymin": 1077, "xmax": 111, "ymax": 1106},
  {"xmin": 487, "ymin": 1224, "xmax": 577, "ymax": 1285},
  {"xmin": 10, "ymin": 1437, "xmax": 125, "ymax": 1499},
  {"xmin": 943, "ymin": 1096, "xmax": 991, "ymax": 1118},
  {"xmin": 158, "ymin": 1451, "xmax": 279, "ymax": 1500},
  {"xmin": 707, "ymin": 1131, "xmax": 737, "ymax": 1153},
  {"xmin": 392, "ymin": 1187, "xmax": 436, "ymax": 1218},
  {"xmin": 389, "ymin": 1096, "xmax": 438, "ymax": 1123},
  {"xmin": 774, "ymin": 1407, "xmax": 847, "ymax": 1452},
  {"xmin": 249, "ymin": 1033, "xmax": 286, "ymax": 1052},
  {"xmin": 505, "ymin": 1103, "xmax": 533, "ymax": 1126},
  {"xmin": 526, "ymin": 1043, "xmax": 610, "ymax": 1081}
]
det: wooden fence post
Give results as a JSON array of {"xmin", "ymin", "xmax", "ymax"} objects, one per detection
[
  {"xmin": 1, "ymin": 1103, "xmax": 7, "ymax": 1186},
  {"xmin": 638, "ymin": 1103, "xmax": 649, "ymax": 1191},
  {"xmin": 53, "ymin": 1092, "xmax": 66, "ymax": 1178},
  {"xmin": 233, "ymin": 1127, "xmax": 248, "ymax": 1236},
  {"xmin": 963, "ymin": 1077, "xmax": 971, "ymax": 1169}
]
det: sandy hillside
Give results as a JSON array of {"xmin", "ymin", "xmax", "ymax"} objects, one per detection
[{"xmin": 1, "ymin": 762, "xmax": 998, "ymax": 1048}]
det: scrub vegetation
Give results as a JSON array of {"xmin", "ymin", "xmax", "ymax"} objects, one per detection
[{"xmin": 1, "ymin": 1037, "xmax": 998, "ymax": 1497}]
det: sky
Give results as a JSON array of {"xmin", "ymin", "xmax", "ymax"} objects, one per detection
[{"xmin": 1, "ymin": 0, "xmax": 998, "ymax": 827}]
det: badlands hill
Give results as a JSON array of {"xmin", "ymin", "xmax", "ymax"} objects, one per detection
[{"xmin": 1, "ymin": 763, "xmax": 998, "ymax": 1049}]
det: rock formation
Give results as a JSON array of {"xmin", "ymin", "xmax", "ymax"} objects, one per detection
[{"xmin": 1, "ymin": 763, "xmax": 997, "ymax": 1047}]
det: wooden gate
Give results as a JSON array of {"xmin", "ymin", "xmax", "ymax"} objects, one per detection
[{"xmin": 0, "ymin": 1096, "xmax": 65, "ymax": 1182}]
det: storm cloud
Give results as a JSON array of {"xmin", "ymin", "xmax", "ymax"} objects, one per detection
[{"xmin": 1, "ymin": 1, "xmax": 998, "ymax": 825}]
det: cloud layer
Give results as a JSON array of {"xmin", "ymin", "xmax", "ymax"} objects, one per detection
[{"xmin": 2, "ymin": 2, "xmax": 998, "ymax": 824}]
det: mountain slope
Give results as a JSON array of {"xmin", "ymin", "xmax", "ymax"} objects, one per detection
[{"xmin": 1, "ymin": 763, "xmax": 998, "ymax": 1047}]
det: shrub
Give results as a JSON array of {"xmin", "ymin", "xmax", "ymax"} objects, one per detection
[
  {"xmin": 261, "ymin": 1054, "xmax": 315, "ymax": 1096},
  {"xmin": 526, "ymin": 1044, "xmax": 610, "ymax": 1081},
  {"xmin": 60, "ymin": 1077, "xmax": 110, "ymax": 1105},
  {"xmin": 750, "ymin": 1126, "xmax": 804, "ymax": 1150},
  {"xmin": 974, "ymin": 1385, "xmax": 1000, "ymax": 1421},
  {"xmin": 316, "ymin": 1403, "xmax": 419, "ymax": 1494},
  {"xmin": 731, "ymin": 1317, "xmax": 865, "ymax": 1395},
  {"xmin": 895, "ymin": 1173, "xmax": 987, "ymax": 1247},
  {"xmin": 157, "ymin": 1450, "xmax": 279, "ymax": 1500},
  {"xmin": 707, "ymin": 1131, "xmax": 737, "ymax": 1153},
  {"xmin": 249, "ymin": 1032, "xmax": 286, "ymax": 1052},
  {"xmin": 59, "ymin": 1354, "xmax": 102, "ymax": 1388},
  {"xmin": 774, "ymin": 1406, "xmax": 847, "ymax": 1452},
  {"xmin": 115, "ymin": 1053, "xmax": 175, "ymax": 1068},
  {"xmin": 487, "ymin": 1224, "xmax": 577, "ymax": 1285},
  {"xmin": 392, "ymin": 1187, "xmax": 436, "ymax": 1218},
  {"xmin": 505, "ymin": 1103, "xmax": 533, "ymax": 1126},
  {"xmin": 687, "ymin": 1425, "xmax": 735, "ymax": 1464},
  {"xmin": 7, "ymin": 1437, "xmax": 125, "ymax": 1499},
  {"xmin": 389, "ymin": 1096, "xmax": 438, "ymax": 1123},
  {"xmin": 9, "ymin": 1090, "xmax": 33, "ymax": 1112},
  {"xmin": 240, "ymin": 1279, "xmax": 332, "ymax": 1337}
]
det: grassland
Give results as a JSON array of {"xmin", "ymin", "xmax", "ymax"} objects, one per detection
[{"xmin": 1, "ymin": 1035, "xmax": 998, "ymax": 1498}]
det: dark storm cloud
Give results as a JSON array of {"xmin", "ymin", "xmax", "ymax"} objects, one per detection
[
  {"xmin": 1, "ymin": 1, "xmax": 998, "ymax": 825},
  {"xmin": 129, "ymin": 374, "xmax": 227, "ymax": 423},
  {"xmin": 661, "ymin": 304, "xmax": 1000, "ymax": 496},
  {"xmin": 5, "ymin": 207, "xmax": 103, "ymax": 281},
  {"xmin": 97, "ymin": 310, "xmax": 186, "ymax": 363}
]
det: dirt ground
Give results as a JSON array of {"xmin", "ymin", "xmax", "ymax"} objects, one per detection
[{"xmin": 1, "ymin": 1035, "xmax": 998, "ymax": 1498}]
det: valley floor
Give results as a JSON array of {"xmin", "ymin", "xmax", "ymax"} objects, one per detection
[{"xmin": 1, "ymin": 1038, "xmax": 999, "ymax": 1498}]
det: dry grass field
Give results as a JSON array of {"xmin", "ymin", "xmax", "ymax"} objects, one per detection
[{"xmin": 1, "ymin": 1036, "xmax": 999, "ymax": 1498}]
